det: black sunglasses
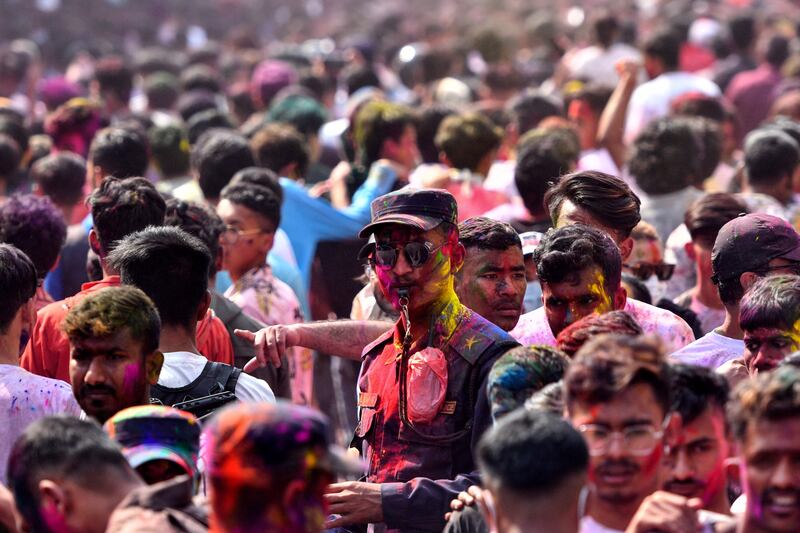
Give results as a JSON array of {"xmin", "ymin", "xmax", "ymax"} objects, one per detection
[
  {"xmin": 625, "ymin": 263, "xmax": 676, "ymax": 281},
  {"xmin": 372, "ymin": 241, "xmax": 444, "ymax": 269}
]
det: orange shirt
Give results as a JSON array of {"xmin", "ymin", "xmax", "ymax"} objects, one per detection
[{"xmin": 21, "ymin": 276, "xmax": 234, "ymax": 383}]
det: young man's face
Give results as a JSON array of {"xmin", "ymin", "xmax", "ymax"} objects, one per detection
[
  {"xmin": 216, "ymin": 198, "xmax": 275, "ymax": 279},
  {"xmin": 662, "ymin": 405, "xmax": 730, "ymax": 507},
  {"xmin": 567, "ymin": 99, "xmax": 600, "ymax": 151},
  {"xmin": 570, "ymin": 383, "xmax": 668, "ymax": 508},
  {"xmin": 455, "ymin": 245, "xmax": 527, "ymax": 331},
  {"xmin": 740, "ymin": 417, "xmax": 800, "ymax": 532},
  {"xmin": 555, "ymin": 199, "xmax": 633, "ymax": 261},
  {"xmin": 372, "ymin": 224, "xmax": 462, "ymax": 313},
  {"xmin": 384, "ymin": 124, "xmax": 421, "ymax": 170},
  {"xmin": 70, "ymin": 328, "xmax": 161, "ymax": 424},
  {"xmin": 542, "ymin": 265, "xmax": 623, "ymax": 336},
  {"xmin": 743, "ymin": 324, "xmax": 800, "ymax": 376}
]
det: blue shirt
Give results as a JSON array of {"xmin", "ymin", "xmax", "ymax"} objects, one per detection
[{"xmin": 278, "ymin": 163, "xmax": 398, "ymax": 287}]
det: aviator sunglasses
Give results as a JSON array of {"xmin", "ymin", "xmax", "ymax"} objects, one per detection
[{"xmin": 371, "ymin": 241, "xmax": 445, "ymax": 269}]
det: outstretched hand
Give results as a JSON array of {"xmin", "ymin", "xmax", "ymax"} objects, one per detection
[{"xmin": 235, "ymin": 324, "xmax": 300, "ymax": 372}]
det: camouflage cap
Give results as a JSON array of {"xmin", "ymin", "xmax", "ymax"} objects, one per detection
[{"xmin": 358, "ymin": 188, "xmax": 458, "ymax": 238}]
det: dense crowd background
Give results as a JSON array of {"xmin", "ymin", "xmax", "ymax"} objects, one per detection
[{"xmin": 4, "ymin": 0, "xmax": 800, "ymax": 532}]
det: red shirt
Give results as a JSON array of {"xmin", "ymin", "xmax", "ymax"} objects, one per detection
[{"xmin": 21, "ymin": 276, "xmax": 234, "ymax": 382}]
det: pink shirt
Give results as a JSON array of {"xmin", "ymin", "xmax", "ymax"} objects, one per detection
[
  {"xmin": 510, "ymin": 299, "xmax": 695, "ymax": 354},
  {"xmin": 225, "ymin": 265, "xmax": 313, "ymax": 405}
]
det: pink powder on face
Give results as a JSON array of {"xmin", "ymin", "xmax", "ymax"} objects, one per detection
[{"xmin": 122, "ymin": 364, "xmax": 141, "ymax": 398}]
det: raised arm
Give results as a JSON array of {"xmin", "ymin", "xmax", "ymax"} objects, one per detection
[
  {"xmin": 236, "ymin": 319, "xmax": 393, "ymax": 371},
  {"xmin": 596, "ymin": 59, "xmax": 640, "ymax": 171}
]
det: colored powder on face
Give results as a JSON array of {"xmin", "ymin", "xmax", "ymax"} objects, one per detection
[
  {"xmin": 122, "ymin": 363, "xmax": 141, "ymax": 399},
  {"xmin": 587, "ymin": 269, "xmax": 614, "ymax": 314}
]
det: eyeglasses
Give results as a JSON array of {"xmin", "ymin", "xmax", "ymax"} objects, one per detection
[
  {"xmin": 220, "ymin": 225, "xmax": 268, "ymax": 245},
  {"xmin": 624, "ymin": 263, "xmax": 675, "ymax": 281},
  {"xmin": 372, "ymin": 241, "xmax": 444, "ymax": 269},
  {"xmin": 577, "ymin": 420, "xmax": 667, "ymax": 457}
]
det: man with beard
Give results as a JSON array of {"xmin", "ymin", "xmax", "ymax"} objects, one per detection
[
  {"xmin": 723, "ymin": 366, "xmax": 800, "ymax": 533},
  {"xmin": 662, "ymin": 364, "xmax": 731, "ymax": 515},
  {"xmin": 563, "ymin": 334, "xmax": 678, "ymax": 533},
  {"xmin": 65, "ymin": 286, "xmax": 164, "ymax": 424}
]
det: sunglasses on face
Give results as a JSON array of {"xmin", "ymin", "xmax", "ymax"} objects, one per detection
[
  {"xmin": 624, "ymin": 263, "xmax": 675, "ymax": 281},
  {"xmin": 372, "ymin": 241, "xmax": 444, "ymax": 269}
]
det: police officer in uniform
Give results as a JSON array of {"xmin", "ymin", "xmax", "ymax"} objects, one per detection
[{"xmin": 324, "ymin": 188, "xmax": 519, "ymax": 532}]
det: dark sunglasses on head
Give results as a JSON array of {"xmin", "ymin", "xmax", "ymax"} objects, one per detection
[
  {"xmin": 372, "ymin": 241, "xmax": 444, "ymax": 269},
  {"xmin": 625, "ymin": 262, "xmax": 675, "ymax": 281}
]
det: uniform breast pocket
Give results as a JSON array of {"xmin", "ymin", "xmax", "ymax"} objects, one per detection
[
  {"xmin": 396, "ymin": 401, "xmax": 463, "ymax": 447},
  {"xmin": 355, "ymin": 391, "xmax": 379, "ymax": 439}
]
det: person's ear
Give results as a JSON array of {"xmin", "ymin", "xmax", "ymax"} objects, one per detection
[
  {"xmin": 146, "ymin": 351, "xmax": 164, "ymax": 385},
  {"xmin": 740, "ymin": 271, "xmax": 760, "ymax": 292},
  {"xmin": 88, "ymin": 229, "xmax": 102, "ymax": 257},
  {"xmin": 38, "ymin": 480, "xmax": 67, "ymax": 525},
  {"xmin": 196, "ymin": 290, "xmax": 211, "ymax": 323},
  {"xmin": 618, "ymin": 237, "xmax": 633, "ymax": 262},
  {"xmin": 613, "ymin": 285, "xmax": 627, "ymax": 311},
  {"xmin": 449, "ymin": 242, "xmax": 466, "ymax": 274},
  {"xmin": 281, "ymin": 478, "xmax": 308, "ymax": 515},
  {"xmin": 684, "ymin": 242, "xmax": 697, "ymax": 262}
]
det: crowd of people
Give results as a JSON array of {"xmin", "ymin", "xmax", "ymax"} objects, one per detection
[{"xmin": 3, "ymin": 1, "xmax": 800, "ymax": 532}]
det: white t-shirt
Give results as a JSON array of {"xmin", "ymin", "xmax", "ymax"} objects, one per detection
[
  {"xmin": 578, "ymin": 148, "xmax": 619, "ymax": 177},
  {"xmin": 511, "ymin": 299, "xmax": 695, "ymax": 354},
  {"xmin": 580, "ymin": 516, "xmax": 623, "ymax": 533},
  {"xmin": 670, "ymin": 330, "xmax": 744, "ymax": 369},
  {"xmin": 624, "ymin": 72, "xmax": 721, "ymax": 144},
  {"xmin": 158, "ymin": 351, "xmax": 275, "ymax": 403},
  {"xmin": 1, "ymin": 364, "xmax": 82, "ymax": 484},
  {"xmin": 567, "ymin": 43, "xmax": 643, "ymax": 88}
]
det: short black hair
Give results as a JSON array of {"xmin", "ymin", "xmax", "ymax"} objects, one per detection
[
  {"xmin": 506, "ymin": 89, "xmax": 563, "ymax": 136},
  {"xmin": 684, "ymin": 193, "xmax": 748, "ymax": 249},
  {"xmin": 534, "ymin": 224, "xmax": 622, "ymax": 293},
  {"xmin": 515, "ymin": 131, "xmax": 578, "ymax": 217},
  {"xmin": 343, "ymin": 65, "xmax": 381, "ymax": 95},
  {"xmin": 88, "ymin": 127, "xmax": 149, "ymax": 179},
  {"xmin": 740, "ymin": 275, "xmax": 800, "ymax": 333},
  {"xmin": 628, "ymin": 117, "xmax": 702, "ymax": 194},
  {"xmin": 670, "ymin": 363, "xmax": 730, "ymax": 427},
  {"xmin": 191, "ymin": 129, "xmax": 256, "ymax": 202},
  {"xmin": 0, "ymin": 116, "xmax": 29, "ymax": 155},
  {"xmin": 728, "ymin": 366, "xmax": 800, "ymax": 442},
  {"xmin": 0, "ymin": 133, "xmax": 20, "ymax": 177},
  {"xmin": 478, "ymin": 409, "xmax": 588, "ymax": 494},
  {"xmin": 94, "ymin": 56, "xmax": 134, "ymax": 103},
  {"xmin": 109, "ymin": 226, "xmax": 211, "ymax": 330},
  {"xmin": 181, "ymin": 64, "xmax": 221, "ymax": 94},
  {"xmin": 229, "ymin": 167, "xmax": 283, "ymax": 204},
  {"xmin": 744, "ymin": 129, "xmax": 800, "ymax": 187},
  {"xmin": 164, "ymin": 198, "xmax": 224, "ymax": 272},
  {"xmin": 728, "ymin": 14, "xmax": 756, "ymax": 52},
  {"xmin": 30, "ymin": 152, "xmax": 86, "ymax": 206},
  {"xmin": 592, "ymin": 13, "xmax": 619, "ymax": 48},
  {"xmin": 250, "ymin": 123, "xmax": 309, "ymax": 178},
  {"xmin": 764, "ymin": 35, "xmax": 790, "ymax": 68},
  {"xmin": 545, "ymin": 170, "xmax": 641, "ymax": 240},
  {"xmin": 458, "ymin": 216, "xmax": 521, "ymax": 251},
  {"xmin": 8, "ymin": 416, "xmax": 134, "ymax": 533},
  {"xmin": 186, "ymin": 108, "xmax": 234, "ymax": 145},
  {"xmin": 0, "ymin": 195, "xmax": 67, "ymax": 280},
  {"xmin": 89, "ymin": 177, "xmax": 167, "ymax": 255},
  {"xmin": 177, "ymin": 89, "xmax": 219, "ymax": 122},
  {"xmin": 148, "ymin": 124, "xmax": 190, "ymax": 178},
  {"xmin": 417, "ymin": 104, "xmax": 457, "ymax": 164},
  {"xmin": 220, "ymin": 180, "xmax": 282, "ymax": 229},
  {"xmin": 568, "ymin": 85, "xmax": 612, "ymax": 115},
  {"xmin": 643, "ymin": 29, "xmax": 681, "ymax": 71},
  {"xmin": 0, "ymin": 244, "xmax": 37, "ymax": 333}
]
